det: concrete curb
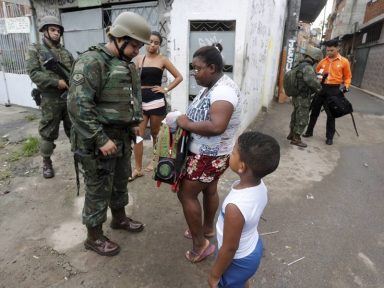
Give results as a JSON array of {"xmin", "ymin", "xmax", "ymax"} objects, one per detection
[{"xmin": 351, "ymin": 85, "xmax": 384, "ymax": 102}]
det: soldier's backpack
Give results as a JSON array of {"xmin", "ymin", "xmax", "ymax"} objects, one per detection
[
  {"xmin": 153, "ymin": 124, "xmax": 190, "ymax": 192},
  {"xmin": 283, "ymin": 63, "xmax": 308, "ymax": 97}
]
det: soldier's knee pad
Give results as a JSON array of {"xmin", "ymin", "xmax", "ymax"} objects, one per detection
[{"xmin": 40, "ymin": 139, "xmax": 56, "ymax": 157}]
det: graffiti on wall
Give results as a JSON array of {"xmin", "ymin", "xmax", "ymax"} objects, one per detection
[
  {"xmin": 240, "ymin": 0, "xmax": 285, "ymax": 119},
  {"xmin": 285, "ymin": 39, "xmax": 296, "ymax": 72}
]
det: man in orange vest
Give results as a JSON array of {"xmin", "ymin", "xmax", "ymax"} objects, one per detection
[{"xmin": 303, "ymin": 39, "xmax": 352, "ymax": 145}]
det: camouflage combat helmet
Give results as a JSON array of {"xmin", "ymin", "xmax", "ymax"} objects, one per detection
[
  {"xmin": 38, "ymin": 16, "xmax": 64, "ymax": 34},
  {"xmin": 305, "ymin": 46, "xmax": 323, "ymax": 62},
  {"xmin": 108, "ymin": 12, "xmax": 151, "ymax": 44}
]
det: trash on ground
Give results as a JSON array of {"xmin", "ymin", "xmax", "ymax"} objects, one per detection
[
  {"xmin": 287, "ymin": 256, "xmax": 305, "ymax": 266},
  {"xmin": 260, "ymin": 230, "xmax": 279, "ymax": 236}
]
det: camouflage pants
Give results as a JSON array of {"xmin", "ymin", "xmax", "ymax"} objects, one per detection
[
  {"xmin": 289, "ymin": 95, "xmax": 311, "ymax": 135},
  {"xmin": 39, "ymin": 96, "xmax": 71, "ymax": 157},
  {"xmin": 79, "ymin": 133, "xmax": 132, "ymax": 228}
]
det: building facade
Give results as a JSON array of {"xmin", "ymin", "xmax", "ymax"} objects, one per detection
[
  {"xmin": 324, "ymin": 0, "xmax": 384, "ymax": 96},
  {"xmin": 1, "ymin": 0, "xmax": 288, "ymax": 132}
]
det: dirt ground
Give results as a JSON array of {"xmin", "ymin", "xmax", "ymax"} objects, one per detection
[{"xmin": 1, "ymin": 87, "xmax": 384, "ymax": 288}]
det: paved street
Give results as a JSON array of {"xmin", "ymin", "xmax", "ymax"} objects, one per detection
[{"xmin": 0, "ymin": 87, "xmax": 383, "ymax": 288}]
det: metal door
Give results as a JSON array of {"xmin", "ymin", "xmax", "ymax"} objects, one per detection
[
  {"xmin": 189, "ymin": 21, "xmax": 236, "ymax": 99},
  {"xmin": 61, "ymin": 2, "xmax": 159, "ymax": 58},
  {"xmin": 61, "ymin": 8, "xmax": 104, "ymax": 57},
  {"xmin": 352, "ymin": 47, "xmax": 369, "ymax": 87}
]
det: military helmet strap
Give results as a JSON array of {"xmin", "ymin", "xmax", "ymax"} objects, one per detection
[{"xmin": 113, "ymin": 38, "xmax": 130, "ymax": 62}]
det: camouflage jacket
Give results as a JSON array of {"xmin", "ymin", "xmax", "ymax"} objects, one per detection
[
  {"xmin": 296, "ymin": 60, "xmax": 322, "ymax": 96},
  {"xmin": 67, "ymin": 44, "xmax": 142, "ymax": 150},
  {"xmin": 25, "ymin": 39, "xmax": 74, "ymax": 94}
]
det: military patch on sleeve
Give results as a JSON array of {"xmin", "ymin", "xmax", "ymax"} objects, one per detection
[{"xmin": 72, "ymin": 73, "xmax": 85, "ymax": 86}]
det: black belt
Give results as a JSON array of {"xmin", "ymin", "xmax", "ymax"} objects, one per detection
[{"xmin": 322, "ymin": 83, "xmax": 340, "ymax": 87}]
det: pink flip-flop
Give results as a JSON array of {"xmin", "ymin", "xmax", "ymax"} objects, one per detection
[{"xmin": 185, "ymin": 242, "xmax": 215, "ymax": 263}]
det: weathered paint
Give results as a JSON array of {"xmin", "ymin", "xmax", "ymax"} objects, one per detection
[{"xmin": 169, "ymin": 0, "xmax": 287, "ymax": 132}]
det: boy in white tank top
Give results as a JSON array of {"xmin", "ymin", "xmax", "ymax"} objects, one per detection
[{"xmin": 208, "ymin": 131, "xmax": 280, "ymax": 288}]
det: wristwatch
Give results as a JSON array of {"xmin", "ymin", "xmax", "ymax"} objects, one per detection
[{"xmin": 164, "ymin": 87, "xmax": 169, "ymax": 93}]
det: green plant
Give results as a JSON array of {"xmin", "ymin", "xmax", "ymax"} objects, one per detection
[
  {"xmin": 25, "ymin": 114, "xmax": 38, "ymax": 121},
  {"xmin": 22, "ymin": 137, "xmax": 40, "ymax": 157},
  {"xmin": 8, "ymin": 137, "xmax": 40, "ymax": 161},
  {"xmin": 9, "ymin": 151, "xmax": 22, "ymax": 162},
  {"xmin": 0, "ymin": 169, "xmax": 12, "ymax": 180},
  {"xmin": 0, "ymin": 138, "xmax": 6, "ymax": 149}
]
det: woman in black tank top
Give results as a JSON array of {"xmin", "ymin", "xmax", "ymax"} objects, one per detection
[{"xmin": 129, "ymin": 31, "xmax": 183, "ymax": 181}]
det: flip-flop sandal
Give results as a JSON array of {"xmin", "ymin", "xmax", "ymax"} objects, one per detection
[
  {"xmin": 184, "ymin": 229, "xmax": 215, "ymax": 239},
  {"xmin": 185, "ymin": 242, "xmax": 215, "ymax": 263},
  {"xmin": 128, "ymin": 169, "xmax": 143, "ymax": 182}
]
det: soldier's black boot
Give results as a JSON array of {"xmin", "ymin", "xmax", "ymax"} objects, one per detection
[
  {"xmin": 287, "ymin": 131, "xmax": 294, "ymax": 140},
  {"xmin": 110, "ymin": 208, "xmax": 145, "ymax": 233},
  {"xmin": 42, "ymin": 157, "xmax": 54, "ymax": 178},
  {"xmin": 84, "ymin": 225, "xmax": 120, "ymax": 256},
  {"xmin": 290, "ymin": 134, "xmax": 307, "ymax": 148},
  {"xmin": 302, "ymin": 130, "xmax": 313, "ymax": 138}
]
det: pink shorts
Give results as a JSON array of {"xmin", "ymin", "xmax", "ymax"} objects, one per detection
[{"xmin": 182, "ymin": 153, "xmax": 230, "ymax": 183}]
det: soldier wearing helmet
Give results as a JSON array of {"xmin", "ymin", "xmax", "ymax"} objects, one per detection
[
  {"xmin": 25, "ymin": 15, "xmax": 74, "ymax": 178},
  {"xmin": 286, "ymin": 46, "xmax": 322, "ymax": 148},
  {"xmin": 67, "ymin": 12, "xmax": 151, "ymax": 256}
]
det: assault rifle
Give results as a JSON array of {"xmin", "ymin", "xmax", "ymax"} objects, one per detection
[{"xmin": 43, "ymin": 57, "xmax": 71, "ymax": 100}]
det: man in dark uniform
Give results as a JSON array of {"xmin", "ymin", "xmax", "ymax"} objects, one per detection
[
  {"xmin": 26, "ymin": 16, "xmax": 74, "ymax": 178},
  {"xmin": 67, "ymin": 12, "xmax": 151, "ymax": 256}
]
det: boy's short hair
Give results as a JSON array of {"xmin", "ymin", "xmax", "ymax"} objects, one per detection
[
  {"xmin": 326, "ymin": 39, "xmax": 339, "ymax": 47},
  {"xmin": 238, "ymin": 131, "xmax": 280, "ymax": 178}
]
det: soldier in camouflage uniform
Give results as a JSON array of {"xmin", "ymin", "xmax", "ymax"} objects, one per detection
[
  {"xmin": 287, "ymin": 47, "xmax": 323, "ymax": 147},
  {"xmin": 26, "ymin": 16, "xmax": 74, "ymax": 178},
  {"xmin": 67, "ymin": 12, "xmax": 151, "ymax": 256}
]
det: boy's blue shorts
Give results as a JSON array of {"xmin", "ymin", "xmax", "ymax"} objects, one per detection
[{"xmin": 219, "ymin": 237, "xmax": 263, "ymax": 288}]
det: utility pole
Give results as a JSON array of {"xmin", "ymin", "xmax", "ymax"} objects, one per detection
[
  {"xmin": 321, "ymin": 4, "xmax": 327, "ymax": 44},
  {"xmin": 278, "ymin": 0, "xmax": 301, "ymax": 103}
]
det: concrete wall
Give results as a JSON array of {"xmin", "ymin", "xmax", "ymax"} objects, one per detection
[
  {"xmin": 364, "ymin": 0, "xmax": 384, "ymax": 24},
  {"xmin": 0, "ymin": 72, "xmax": 38, "ymax": 108},
  {"xmin": 361, "ymin": 25, "xmax": 384, "ymax": 96},
  {"xmin": 331, "ymin": 0, "xmax": 366, "ymax": 38},
  {"xmin": 169, "ymin": 0, "xmax": 287, "ymax": 131},
  {"xmin": 239, "ymin": 0, "xmax": 286, "ymax": 130}
]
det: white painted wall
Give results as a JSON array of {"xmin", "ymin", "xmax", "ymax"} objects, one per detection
[
  {"xmin": 0, "ymin": 72, "xmax": 38, "ymax": 108},
  {"xmin": 169, "ymin": 0, "xmax": 248, "ymax": 112},
  {"xmin": 240, "ymin": 0, "xmax": 287, "ymax": 130},
  {"xmin": 168, "ymin": 0, "xmax": 287, "ymax": 131}
]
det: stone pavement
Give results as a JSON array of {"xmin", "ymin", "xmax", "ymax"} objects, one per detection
[{"xmin": 0, "ymin": 86, "xmax": 384, "ymax": 287}]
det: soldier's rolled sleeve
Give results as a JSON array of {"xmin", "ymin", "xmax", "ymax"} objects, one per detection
[
  {"xmin": 26, "ymin": 48, "xmax": 58, "ymax": 89},
  {"xmin": 67, "ymin": 57, "xmax": 109, "ymax": 149}
]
